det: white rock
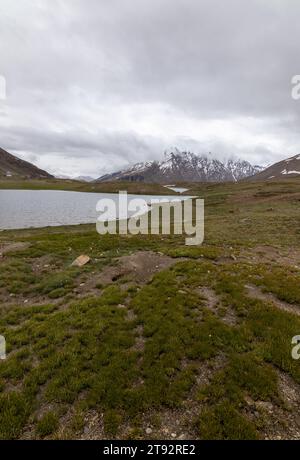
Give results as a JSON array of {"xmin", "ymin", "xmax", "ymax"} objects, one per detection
[{"xmin": 71, "ymin": 255, "xmax": 91, "ymax": 267}]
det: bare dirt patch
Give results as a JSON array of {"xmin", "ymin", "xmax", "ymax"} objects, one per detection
[
  {"xmin": 197, "ymin": 286, "xmax": 237, "ymax": 325},
  {"xmin": 95, "ymin": 251, "xmax": 177, "ymax": 286},
  {"xmin": 0, "ymin": 241, "xmax": 30, "ymax": 257},
  {"xmin": 244, "ymin": 370, "xmax": 300, "ymax": 440},
  {"xmin": 245, "ymin": 284, "xmax": 300, "ymax": 317},
  {"xmin": 239, "ymin": 245, "xmax": 300, "ymax": 269},
  {"xmin": 80, "ymin": 409, "xmax": 105, "ymax": 440},
  {"xmin": 131, "ymin": 324, "xmax": 145, "ymax": 352},
  {"xmin": 138, "ymin": 354, "xmax": 227, "ymax": 440}
]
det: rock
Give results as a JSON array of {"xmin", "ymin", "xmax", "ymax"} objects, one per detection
[
  {"xmin": 244, "ymin": 395, "xmax": 254, "ymax": 406},
  {"xmin": 146, "ymin": 427, "xmax": 152, "ymax": 435},
  {"xmin": 71, "ymin": 255, "xmax": 91, "ymax": 267},
  {"xmin": 171, "ymin": 432, "xmax": 177, "ymax": 438},
  {"xmin": 255, "ymin": 401, "xmax": 273, "ymax": 413}
]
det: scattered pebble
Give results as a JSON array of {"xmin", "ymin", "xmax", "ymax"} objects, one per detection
[
  {"xmin": 146, "ymin": 427, "xmax": 152, "ymax": 435},
  {"xmin": 71, "ymin": 255, "xmax": 91, "ymax": 267}
]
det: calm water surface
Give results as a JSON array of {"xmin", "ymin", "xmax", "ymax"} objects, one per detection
[
  {"xmin": 164, "ymin": 186, "xmax": 190, "ymax": 193},
  {"xmin": 0, "ymin": 189, "xmax": 192, "ymax": 230}
]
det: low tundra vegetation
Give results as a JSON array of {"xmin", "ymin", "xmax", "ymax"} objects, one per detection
[{"xmin": 1, "ymin": 179, "xmax": 300, "ymax": 439}]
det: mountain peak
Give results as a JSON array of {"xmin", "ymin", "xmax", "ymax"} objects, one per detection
[{"xmin": 96, "ymin": 150, "xmax": 262, "ymax": 184}]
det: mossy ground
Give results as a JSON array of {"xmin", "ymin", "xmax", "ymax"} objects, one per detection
[{"xmin": 1, "ymin": 178, "xmax": 300, "ymax": 439}]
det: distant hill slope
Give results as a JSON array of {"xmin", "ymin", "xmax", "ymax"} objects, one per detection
[
  {"xmin": 0, "ymin": 147, "xmax": 53, "ymax": 179},
  {"xmin": 249, "ymin": 153, "xmax": 300, "ymax": 181},
  {"xmin": 96, "ymin": 149, "xmax": 263, "ymax": 184}
]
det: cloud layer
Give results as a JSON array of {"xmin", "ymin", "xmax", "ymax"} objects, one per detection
[{"xmin": 0, "ymin": 0, "xmax": 300, "ymax": 177}]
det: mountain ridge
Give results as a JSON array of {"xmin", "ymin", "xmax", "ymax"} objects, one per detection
[
  {"xmin": 248, "ymin": 153, "xmax": 300, "ymax": 181},
  {"xmin": 0, "ymin": 147, "xmax": 53, "ymax": 179},
  {"xmin": 96, "ymin": 149, "xmax": 263, "ymax": 184}
]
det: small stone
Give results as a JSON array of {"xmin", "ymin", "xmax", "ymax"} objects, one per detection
[
  {"xmin": 171, "ymin": 432, "xmax": 177, "ymax": 438},
  {"xmin": 24, "ymin": 299, "xmax": 28, "ymax": 304},
  {"xmin": 255, "ymin": 401, "xmax": 273, "ymax": 413},
  {"xmin": 244, "ymin": 395, "xmax": 254, "ymax": 406},
  {"xmin": 79, "ymin": 283, "xmax": 85, "ymax": 287},
  {"xmin": 71, "ymin": 255, "xmax": 90, "ymax": 267},
  {"xmin": 146, "ymin": 427, "xmax": 152, "ymax": 435}
]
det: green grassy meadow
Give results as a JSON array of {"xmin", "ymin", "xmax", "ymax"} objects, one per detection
[{"xmin": 1, "ymin": 178, "xmax": 300, "ymax": 439}]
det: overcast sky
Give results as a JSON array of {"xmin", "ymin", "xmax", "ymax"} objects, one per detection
[{"xmin": 0, "ymin": 0, "xmax": 300, "ymax": 177}]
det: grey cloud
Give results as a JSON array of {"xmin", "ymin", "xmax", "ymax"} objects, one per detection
[{"xmin": 0, "ymin": 0, "xmax": 300, "ymax": 175}]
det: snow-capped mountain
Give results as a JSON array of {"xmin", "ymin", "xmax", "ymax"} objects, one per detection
[
  {"xmin": 55, "ymin": 174, "xmax": 95, "ymax": 182},
  {"xmin": 96, "ymin": 149, "xmax": 263, "ymax": 184},
  {"xmin": 248, "ymin": 153, "xmax": 300, "ymax": 181}
]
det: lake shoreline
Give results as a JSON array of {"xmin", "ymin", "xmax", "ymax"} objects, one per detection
[{"xmin": 0, "ymin": 189, "xmax": 194, "ymax": 231}]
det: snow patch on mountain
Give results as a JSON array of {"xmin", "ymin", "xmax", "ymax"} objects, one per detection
[{"xmin": 96, "ymin": 149, "xmax": 263, "ymax": 184}]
